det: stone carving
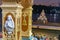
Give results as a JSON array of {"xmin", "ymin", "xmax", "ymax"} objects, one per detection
[
  {"xmin": 5, "ymin": 15, "xmax": 14, "ymax": 35},
  {"xmin": 22, "ymin": 13, "xmax": 27, "ymax": 25}
]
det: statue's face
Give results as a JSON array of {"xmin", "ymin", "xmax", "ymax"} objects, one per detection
[{"xmin": 7, "ymin": 15, "xmax": 12, "ymax": 21}]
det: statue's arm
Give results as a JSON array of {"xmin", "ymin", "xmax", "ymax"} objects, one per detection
[
  {"xmin": 9, "ymin": 21, "xmax": 14, "ymax": 29},
  {"xmin": 5, "ymin": 21, "xmax": 7, "ymax": 28}
]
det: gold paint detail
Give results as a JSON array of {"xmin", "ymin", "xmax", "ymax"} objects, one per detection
[
  {"xmin": 22, "ymin": 13, "xmax": 28, "ymax": 32},
  {"xmin": 22, "ymin": 13, "xmax": 27, "ymax": 25}
]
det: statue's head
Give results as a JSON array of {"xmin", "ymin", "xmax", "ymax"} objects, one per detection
[{"xmin": 7, "ymin": 15, "xmax": 12, "ymax": 21}]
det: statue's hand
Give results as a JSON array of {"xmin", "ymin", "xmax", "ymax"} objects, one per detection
[
  {"xmin": 7, "ymin": 23, "xmax": 14, "ymax": 29},
  {"xmin": 8, "ymin": 26, "xmax": 14, "ymax": 29}
]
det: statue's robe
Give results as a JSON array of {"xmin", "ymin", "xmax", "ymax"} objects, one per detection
[{"xmin": 5, "ymin": 16, "xmax": 14, "ymax": 34}]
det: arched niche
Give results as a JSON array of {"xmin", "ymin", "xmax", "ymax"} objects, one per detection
[
  {"xmin": 3, "ymin": 13, "xmax": 15, "ymax": 39},
  {"xmin": 4, "ymin": 13, "xmax": 15, "ymax": 23}
]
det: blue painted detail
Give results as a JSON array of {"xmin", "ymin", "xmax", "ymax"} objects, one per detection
[{"xmin": 22, "ymin": 37, "xmax": 30, "ymax": 40}]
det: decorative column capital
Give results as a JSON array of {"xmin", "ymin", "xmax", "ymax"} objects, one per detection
[
  {"xmin": 26, "ymin": 6, "xmax": 33, "ymax": 10},
  {"xmin": 17, "ymin": 3, "xmax": 24, "ymax": 9}
]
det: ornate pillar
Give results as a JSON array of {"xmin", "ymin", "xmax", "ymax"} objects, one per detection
[
  {"xmin": 16, "ymin": 4, "xmax": 23, "ymax": 40},
  {"xmin": 19, "ymin": 0, "xmax": 33, "ymax": 40},
  {"xmin": 21, "ymin": 6, "xmax": 33, "ymax": 40},
  {"xmin": 0, "ymin": 2, "xmax": 23, "ymax": 40}
]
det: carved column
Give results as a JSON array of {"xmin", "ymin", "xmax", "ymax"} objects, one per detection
[
  {"xmin": 20, "ymin": 0, "xmax": 33, "ymax": 40},
  {"xmin": 16, "ymin": 4, "xmax": 23, "ymax": 40},
  {"xmin": 1, "ymin": 6, "xmax": 16, "ymax": 40},
  {"xmin": 21, "ymin": 7, "xmax": 33, "ymax": 40},
  {"xmin": 0, "ymin": 2, "xmax": 23, "ymax": 40}
]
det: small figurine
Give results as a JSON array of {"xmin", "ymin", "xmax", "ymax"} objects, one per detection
[{"xmin": 38, "ymin": 10, "xmax": 48, "ymax": 24}]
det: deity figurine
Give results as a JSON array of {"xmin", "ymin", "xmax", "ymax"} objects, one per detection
[
  {"xmin": 4, "ymin": 15, "xmax": 14, "ymax": 35},
  {"xmin": 38, "ymin": 10, "xmax": 48, "ymax": 24}
]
